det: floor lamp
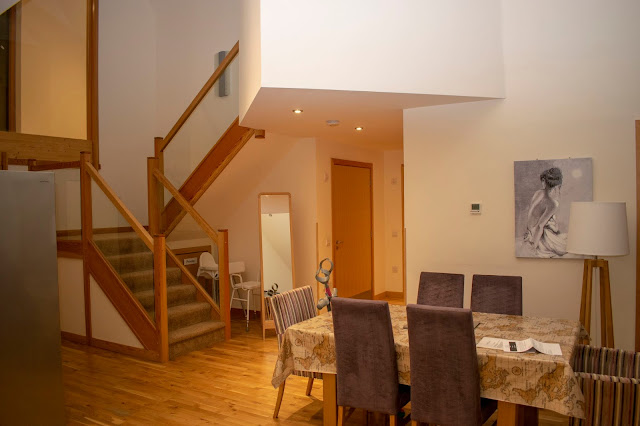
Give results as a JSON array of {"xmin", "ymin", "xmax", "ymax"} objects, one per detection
[{"xmin": 567, "ymin": 202, "xmax": 629, "ymax": 348}]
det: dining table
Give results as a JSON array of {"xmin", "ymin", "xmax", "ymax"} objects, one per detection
[{"xmin": 271, "ymin": 304, "xmax": 586, "ymax": 426}]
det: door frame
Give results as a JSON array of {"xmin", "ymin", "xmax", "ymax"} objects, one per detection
[
  {"xmin": 331, "ymin": 158, "xmax": 374, "ymax": 299},
  {"xmin": 401, "ymin": 164, "xmax": 406, "ymax": 303}
]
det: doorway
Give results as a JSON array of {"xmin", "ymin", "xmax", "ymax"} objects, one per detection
[{"xmin": 331, "ymin": 158, "xmax": 373, "ymax": 299}]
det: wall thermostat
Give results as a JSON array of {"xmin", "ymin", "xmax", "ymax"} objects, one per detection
[{"xmin": 470, "ymin": 203, "xmax": 481, "ymax": 214}]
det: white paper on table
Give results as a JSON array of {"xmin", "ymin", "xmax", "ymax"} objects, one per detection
[
  {"xmin": 477, "ymin": 337, "xmax": 562, "ymax": 356},
  {"xmin": 476, "ymin": 337, "xmax": 506, "ymax": 350}
]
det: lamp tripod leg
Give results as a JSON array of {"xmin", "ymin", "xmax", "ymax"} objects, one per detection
[{"xmin": 600, "ymin": 261, "xmax": 615, "ymax": 348}]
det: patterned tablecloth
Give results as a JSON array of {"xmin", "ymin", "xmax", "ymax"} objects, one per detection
[{"xmin": 271, "ymin": 305, "xmax": 586, "ymax": 419}]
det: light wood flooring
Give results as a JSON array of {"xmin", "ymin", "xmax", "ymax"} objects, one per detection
[{"xmin": 62, "ymin": 301, "xmax": 570, "ymax": 425}]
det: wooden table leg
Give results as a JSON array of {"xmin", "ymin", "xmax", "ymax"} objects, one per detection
[
  {"xmin": 523, "ymin": 406, "xmax": 538, "ymax": 426},
  {"xmin": 497, "ymin": 400, "xmax": 525, "ymax": 426},
  {"xmin": 323, "ymin": 373, "xmax": 337, "ymax": 426}
]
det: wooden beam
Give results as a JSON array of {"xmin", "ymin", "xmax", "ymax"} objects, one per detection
[
  {"xmin": 162, "ymin": 119, "xmax": 254, "ymax": 234},
  {"xmin": 57, "ymin": 239, "xmax": 83, "ymax": 259},
  {"xmin": 219, "ymin": 229, "xmax": 231, "ymax": 340},
  {"xmin": 80, "ymin": 152, "xmax": 93, "ymax": 343},
  {"xmin": 153, "ymin": 169, "xmax": 219, "ymax": 242},
  {"xmin": 154, "ymin": 235, "xmax": 169, "ymax": 362},
  {"xmin": 86, "ymin": 0, "xmax": 99, "ymax": 166},
  {"xmin": 0, "ymin": 131, "xmax": 92, "ymax": 162},
  {"xmin": 160, "ymin": 41, "xmax": 239, "ymax": 151},
  {"xmin": 30, "ymin": 161, "xmax": 81, "ymax": 171},
  {"xmin": 84, "ymin": 161, "xmax": 153, "ymax": 250}
]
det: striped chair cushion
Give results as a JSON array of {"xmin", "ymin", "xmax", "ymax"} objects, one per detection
[
  {"xmin": 268, "ymin": 286, "xmax": 322, "ymax": 380},
  {"xmin": 569, "ymin": 345, "xmax": 640, "ymax": 426}
]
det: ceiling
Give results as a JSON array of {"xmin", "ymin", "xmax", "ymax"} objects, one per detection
[{"xmin": 240, "ymin": 87, "xmax": 490, "ymax": 151}]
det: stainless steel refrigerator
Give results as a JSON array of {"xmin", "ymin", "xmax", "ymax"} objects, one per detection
[{"xmin": 0, "ymin": 170, "xmax": 66, "ymax": 424}]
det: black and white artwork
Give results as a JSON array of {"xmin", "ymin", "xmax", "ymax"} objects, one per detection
[{"xmin": 514, "ymin": 158, "xmax": 593, "ymax": 258}]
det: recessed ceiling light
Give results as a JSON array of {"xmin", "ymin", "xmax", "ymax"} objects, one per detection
[
  {"xmin": 292, "ymin": 109, "xmax": 303, "ymax": 114},
  {"xmin": 355, "ymin": 126, "xmax": 364, "ymax": 131}
]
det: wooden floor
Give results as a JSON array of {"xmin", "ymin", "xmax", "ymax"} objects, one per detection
[{"xmin": 62, "ymin": 300, "xmax": 569, "ymax": 425}]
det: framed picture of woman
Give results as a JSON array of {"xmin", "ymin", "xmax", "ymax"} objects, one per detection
[{"xmin": 514, "ymin": 158, "xmax": 593, "ymax": 258}]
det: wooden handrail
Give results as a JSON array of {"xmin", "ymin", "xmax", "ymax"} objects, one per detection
[
  {"xmin": 153, "ymin": 169, "xmax": 219, "ymax": 242},
  {"xmin": 166, "ymin": 247, "xmax": 221, "ymax": 317},
  {"xmin": 0, "ymin": 131, "xmax": 92, "ymax": 162},
  {"xmin": 84, "ymin": 161, "xmax": 154, "ymax": 250},
  {"xmin": 159, "ymin": 41, "xmax": 239, "ymax": 152}
]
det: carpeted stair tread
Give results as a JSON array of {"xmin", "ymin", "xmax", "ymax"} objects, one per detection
[
  {"xmin": 94, "ymin": 233, "xmax": 150, "ymax": 256},
  {"xmin": 106, "ymin": 252, "xmax": 154, "ymax": 274},
  {"xmin": 135, "ymin": 284, "xmax": 197, "ymax": 310},
  {"xmin": 169, "ymin": 320, "xmax": 225, "ymax": 345},
  {"xmin": 120, "ymin": 267, "xmax": 182, "ymax": 292},
  {"xmin": 167, "ymin": 302, "xmax": 212, "ymax": 331}
]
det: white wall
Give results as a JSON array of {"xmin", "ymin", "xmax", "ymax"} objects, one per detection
[
  {"xmin": 383, "ymin": 150, "xmax": 404, "ymax": 294},
  {"xmin": 57, "ymin": 258, "xmax": 85, "ymax": 336},
  {"xmin": 404, "ymin": 1, "xmax": 640, "ymax": 350},
  {"xmin": 255, "ymin": 0, "xmax": 504, "ymax": 98},
  {"xmin": 316, "ymin": 139, "xmax": 387, "ymax": 297},
  {"xmin": 99, "ymin": 0, "xmax": 241, "ymax": 224},
  {"xmin": 186, "ymin": 134, "xmax": 317, "ymax": 310},
  {"xmin": 90, "ymin": 277, "xmax": 143, "ymax": 348},
  {"xmin": 239, "ymin": 0, "xmax": 261, "ymax": 123}
]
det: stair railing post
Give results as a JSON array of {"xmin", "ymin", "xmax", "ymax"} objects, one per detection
[
  {"xmin": 154, "ymin": 234, "xmax": 169, "ymax": 362},
  {"xmin": 147, "ymin": 157, "xmax": 161, "ymax": 236},
  {"xmin": 1, "ymin": 152, "xmax": 8, "ymax": 169},
  {"xmin": 154, "ymin": 137, "xmax": 165, "ymax": 207},
  {"xmin": 218, "ymin": 229, "xmax": 231, "ymax": 340},
  {"xmin": 79, "ymin": 151, "xmax": 93, "ymax": 343}
]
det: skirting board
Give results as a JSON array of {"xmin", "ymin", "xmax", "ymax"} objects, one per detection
[
  {"xmin": 374, "ymin": 291, "xmax": 404, "ymax": 300},
  {"xmin": 61, "ymin": 331, "xmax": 159, "ymax": 362}
]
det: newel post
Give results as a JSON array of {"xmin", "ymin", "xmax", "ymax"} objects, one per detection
[
  {"xmin": 79, "ymin": 151, "xmax": 93, "ymax": 343},
  {"xmin": 218, "ymin": 229, "xmax": 231, "ymax": 340},
  {"xmin": 154, "ymin": 137, "xmax": 165, "ymax": 207},
  {"xmin": 154, "ymin": 234, "xmax": 169, "ymax": 362},
  {"xmin": 147, "ymin": 157, "xmax": 161, "ymax": 235}
]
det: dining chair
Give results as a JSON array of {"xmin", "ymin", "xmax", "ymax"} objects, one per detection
[
  {"xmin": 570, "ymin": 344, "xmax": 640, "ymax": 426},
  {"xmin": 406, "ymin": 304, "xmax": 497, "ymax": 426},
  {"xmin": 267, "ymin": 286, "xmax": 321, "ymax": 419},
  {"xmin": 471, "ymin": 274, "xmax": 523, "ymax": 316},
  {"xmin": 417, "ymin": 271, "xmax": 464, "ymax": 308},
  {"xmin": 331, "ymin": 298, "xmax": 410, "ymax": 426}
]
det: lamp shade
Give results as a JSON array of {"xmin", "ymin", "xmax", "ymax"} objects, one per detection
[{"xmin": 567, "ymin": 202, "xmax": 629, "ymax": 256}]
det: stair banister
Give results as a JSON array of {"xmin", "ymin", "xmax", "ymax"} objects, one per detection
[
  {"xmin": 154, "ymin": 234, "xmax": 169, "ymax": 363},
  {"xmin": 157, "ymin": 41, "xmax": 239, "ymax": 154}
]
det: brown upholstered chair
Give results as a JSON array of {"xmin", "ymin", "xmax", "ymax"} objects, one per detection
[
  {"xmin": 331, "ymin": 298, "xmax": 410, "ymax": 426},
  {"xmin": 406, "ymin": 304, "xmax": 497, "ymax": 426},
  {"xmin": 268, "ymin": 286, "xmax": 321, "ymax": 419},
  {"xmin": 471, "ymin": 274, "xmax": 523, "ymax": 316},
  {"xmin": 417, "ymin": 271, "xmax": 464, "ymax": 308}
]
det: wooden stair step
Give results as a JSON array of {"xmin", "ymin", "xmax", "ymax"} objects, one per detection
[
  {"xmin": 105, "ymin": 251, "xmax": 154, "ymax": 274},
  {"xmin": 93, "ymin": 233, "xmax": 149, "ymax": 255},
  {"xmin": 167, "ymin": 302, "xmax": 212, "ymax": 331},
  {"xmin": 120, "ymin": 267, "xmax": 182, "ymax": 292},
  {"xmin": 135, "ymin": 284, "xmax": 196, "ymax": 310},
  {"xmin": 169, "ymin": 320, "xmax": 225, "ymax": 346}
]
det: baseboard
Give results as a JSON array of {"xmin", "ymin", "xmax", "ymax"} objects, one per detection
[
  {"xmin": 374, "ymin": 291, "xmax": 404, "ymax": 300},
  {"xmin": 61, "ymin": 331, "xmax": 88, "ymax": 344},
  {"xmin": 91, "ymin": 338, "xmax": 159, "ymax": 362}
]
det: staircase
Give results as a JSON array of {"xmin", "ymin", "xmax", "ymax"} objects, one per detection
[{"xmin": 94, "ymin": 233, "xmax": 225, "ymax": 359}]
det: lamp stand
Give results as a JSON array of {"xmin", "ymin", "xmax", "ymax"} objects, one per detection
[{"xmin": 579, "ymin": 258, "xmax": 615, "ymax": 347}]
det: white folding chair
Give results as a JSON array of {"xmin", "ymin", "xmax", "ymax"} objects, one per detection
[{"xmin": 197, "ymin": 253, "xmax": 259, "ymax": 332}]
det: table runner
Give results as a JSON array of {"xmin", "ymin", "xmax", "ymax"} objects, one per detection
[{"xmin": 271, "ymin": 304, "xmax": 585, "ymax": 418}]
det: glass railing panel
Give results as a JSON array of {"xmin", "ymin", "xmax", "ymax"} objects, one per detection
[
  {"xmin": 167, "ymin": 227, "xmax": 220, "ymax": 306},
  {"xmin": 53, "ymin": 168, "xmax": 81, "ymax": 238},
  {"xmin": 91, "ymin": 180, "xmax": 155, "ymax": 322},
  {"xmin": 163, "ymin": 54, "xmax": 239, "ymax": 206}
]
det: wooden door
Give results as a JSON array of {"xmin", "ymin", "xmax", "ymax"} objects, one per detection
[{"xmin": 331, "ymin": 159, "xmax": 373, "ymax": 299}]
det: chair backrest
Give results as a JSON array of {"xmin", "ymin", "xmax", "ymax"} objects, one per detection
[
  {"xmin": 267, "ymin": 286, "xmax": 316, "ymax": 347},
  {"xmin": 471, "ymin": 274, "xmax": 522, "ymax": 316},
  {"xmin": 417, "ymin": 272, "xmax": 464, "ymax": 308},
  {"xmin": 331, "ymin": 298, "xmax": 400, "ymax": 415},
  {"xmin": 407, "ymin": 304, "xmax": 481, "ymax": 425},
  {"xmin": 199, "ymin": 252, "xmax": 217, "ymax": 269}
]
